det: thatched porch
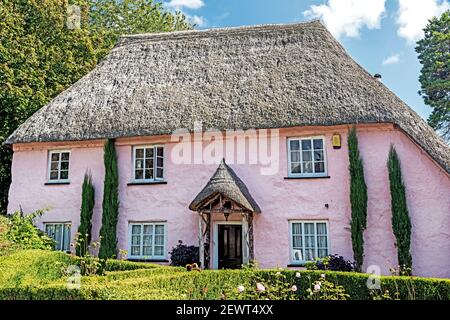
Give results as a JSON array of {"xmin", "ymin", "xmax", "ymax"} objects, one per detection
[{"xmin": 189, "ymin": 159, "xmax": 261, "ymax": 269}]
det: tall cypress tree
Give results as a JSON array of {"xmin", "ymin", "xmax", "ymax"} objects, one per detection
[
  {"xmin": 387, "ymin": 146, "xmax": 412, "ymax": 273},
  {"xmin": 348, "ymin": 127, "xmax": 368, "ymax": 272},
  {"xmin": 76, "ymin": 172, "xmax": 95, "ymax": 257},
  {"xmin": 99, "ymin": 139, "xmax": 119, "ymax": 259}
]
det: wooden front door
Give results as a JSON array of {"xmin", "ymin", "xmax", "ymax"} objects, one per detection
[{"xmin": 218, "ymin": 224, "xmax": 243, "ymax": 269}]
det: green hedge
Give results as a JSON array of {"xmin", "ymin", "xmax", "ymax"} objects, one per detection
[{"xmin": 1, "ymin": 250, "xmax": 449, "ymax": 300}]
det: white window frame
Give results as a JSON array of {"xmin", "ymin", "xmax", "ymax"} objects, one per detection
[
  {"xmin": 132, "ymin": 145, "xmax": 165, "ymax": 182},
  {"xmin": 47, "ymin": 150, "xmax": 71, "ymax": 183},
  {"xmin": 287, "ymin": 136, "xmax": 328, "ymax": 177},
  {"xmin": 127, "ymin": 222, "xmax": 167, "ymax": 260},
  {"xmin": 44, "ymin": 222, "xmax": 71, "ymax": 252},
  {"xmin": 289, "ymin": 220, "xmax": 330, "ymax": 264}
]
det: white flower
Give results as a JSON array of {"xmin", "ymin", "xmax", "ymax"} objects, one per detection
[
  {"xmin": 295, "ymin": 272, "xmax": 301, "ymax": 278},
  {"xmin": 321, "ymin": 273, "xmax": 326, "ymax": 278},
  {"xmin": 237, "ymin": 285, "xmax": 245, "ymax": 293},
  {"xmin": 314, "ymin": 283, "xmax": 321, "ymax": 291},
  {"xmin": 256, "ymin": 283, "xmax": 266, "ymax": 292},
  {"xmin": 291, "ymin": 285, "xmax": 298, "ymax": 292},
  {"xmin": 276, "ymin": 271, "xmax": 281, "ymax": 275}
]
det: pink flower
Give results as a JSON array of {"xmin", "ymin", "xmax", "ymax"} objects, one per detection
[
  {"xmin": 256, "ymin": 283, "xmax": 266, "ymax": 292},
  {"xmin": 314, "ymin": 283, "xmax": 321, "ymax": 291},
  {"xmin": 291, "ymin": 285, "xmax": 298, "ymax": 292},
  {"xmin": 237, "ymin": 285, "xmax": 245, "ymax": 293}
]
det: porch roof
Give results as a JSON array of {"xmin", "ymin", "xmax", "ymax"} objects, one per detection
[{"xmin": 189, "ymin": 159, "xmax": 261, "ymax": 213}]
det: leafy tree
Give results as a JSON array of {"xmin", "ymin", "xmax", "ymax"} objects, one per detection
[
  {"xmin": 387, "ymin": 146, "xmax": 412, "ymax": 274},
  {"xmin": 0, "ymin": 0, "xmax": 191, "ymax": 215},
  {"xmin": 98, "ymin": 139, "xmax": 119, "ymax": 259},
  {"xmin": 347, "ymin": 127, "xmax": 368, "ymax": 272},
  {"xmin": 76, "ymin": 172, "xmax": 95, "ymax": 257},
  {"xmin": 416, "ymin": 10, "xmax": 450, "ymax": 141}
]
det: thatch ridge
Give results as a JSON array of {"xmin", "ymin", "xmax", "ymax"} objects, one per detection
[
  {"xmin": 189, "ymin": 159, "xmax": 261, "ymax": 213},
  {"xmin": 5, "ymin": 21, "xmax": 450, "ymax": 174}
]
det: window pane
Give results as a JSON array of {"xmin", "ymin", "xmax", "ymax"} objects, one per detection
[
  {"xmin": 301, "ymin": 140, "xmax": 311, "ymax": 150},
  {"xmin": 60, "ymin": 161, "xmax": 69, "ymax": 170},
  {"xmin": 317, "ymin": 236, "xmax": 327, "ymax": 248},
  {"xmin": 50, "ymin": 162, "xmax": 59, "ymax": 170},
  {"xmin": 303, "ymin": 162, "xmax": 313, "ymax": 173},
  {"xmin": 51, "ymin": 153, "xmax": 60, "ymax": 161},
  {"xmin": 60, "ymin": 171, "xmax": 69, "ymax": 180},
  {"xmin": 135, "ymin": 169, "xmax": 143, "ymax": 180},
  {"xmin": 143, "ymin": 225, "xmax": 153, "ymax": 235},
  {"xmin": 292, "ymin": 235, "xmax": 302, "ymax": 248},
  {"xmin": 292, "ymin": 249, "xmax": 303, "ymax": 261},
  {"xmin": 305, "ymin": 249, "xmax": 314, "ymax": 261},
  {"xmin": 305, "ymin": 235, "xmax": 315, "ymax": 247},
  {"xmin": 315, "ymin": 162, "xmax": 325, "ymax": 173},
  {"xmin": 155, "ymin": 225, "xmax": 164, "ymax": 235},
  {"xmin": 291, "ymin": 163, "xmax": 301, "ymax": 174},
  {"xmin": 145, "ymin": 159, "xmax": 153, "ymax": 170},
  {"xmin": 155, "ymin": 235, "xmax": 164, "ymax": 246},
  {"xmin": 290, "ymin": 140, "xmax": 299, "ymax": 151},
  {"xmin": 157, "ymin": 157, "xmax": 163, "ymax": 167},
  {"xmin": 314, "ymin": 151, "xmax": 324, "ymax": 161},
  {"xmin": 135, "ymin": 148, "xmax": 144, "ymax": 159},
  {"xmin": 61, "ymin": 152, "xmax": 70, "ymax": 161},
  {"xmin": 156, "ymin": 168, "xmax": 163, "ymax": 179},
  {"xmin": 318, "ymin": 249, "xmax": 328, "ymax": 258},
  {"xmin": 143, "ymin": 235, "xmax": 152, "ymax": 246},
  {"xmin": 154, "ymin": 246, "xmax": 164, "ymax": 256},
  {"xmin": 131, "ymin": 246, "xmax": 140, "ymax": 256},
  {"xmin": 135, "ymin": 159, "xmax": 144, "ymax": 169},
  {"xmin": 145, "ymin": 169, "xmax": 154, "ymax": 180},
  {"xmin": 317, "ymin": 223, "xmax": 327, "ymax": 235},
  {"xmin": 292, "ymin": 223, "xmax": 302, "ymax": 235},
  {"xmin": 50, "ymin": 171, "xmax": 58, "ymax": 180},
  {"xmin": 62, "ymin": 225, "xmax": 71, "ymax": 251},
  {"xmin": 302, "ymin": 151, "xmax": 312, "ymax": 161},
  {"xmin": 290, "ymin": 151, "xmax": 300, "ymax": 162},
  {"xmin": 146, "ymin": 148, "xmax": 154, "ymax": 159},
  {"xmin": 131, "ymin": 225, "xmax": 141, "ymax": 235},
  {"xmin": 54, "ymin": 225, "xmax": 62, "ymax": 251},
  {"xmin": 132, "ymin": 235, "xmax": 141, "ymax": 245},
  {"xmin": 313, "ymin": 139, "xmax": 323, "ymax": 150},
  {"xmin": 142, "ymin": 246, "xmax": 152, "ymax": 256},
  {"xmin": 156, "ymin": 147, "xmax": 163, "ymax": 157},
  {"xmin": 304, "ymin": 223, "xmax": 314, "ymax": 234}
]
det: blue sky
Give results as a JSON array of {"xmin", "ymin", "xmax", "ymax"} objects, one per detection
[{"xmin": 164, "ymin": 0, "xmax": 450, "ymax": 120}]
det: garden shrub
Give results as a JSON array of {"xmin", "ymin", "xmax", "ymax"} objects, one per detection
[
  {"xmin": 169, "ymin": 240, "xmax": 199, "ymax": 267},
  {"xmin": 305, "ymin": 255, "xmax": 355, "ymax": 272},
  {"xmin": 76, "ymin": 173, "xmax": 95, "ymax": 257}
]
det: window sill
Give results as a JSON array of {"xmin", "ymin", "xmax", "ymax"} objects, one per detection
[
  {"xmin": 287, "ymin": 263, "xmax": 306, "ymax": 267},
  {"xmin": 284, "ymin": 176, "xmax": 330, "ymax": 180},
  {"xmin": 127, "ymin": 181, "xmax": 167, "ymax": 186},
  {"xmin": 127, "ymin": 258, "xmax": 169, "ymax": 263},
  {"xmin": 44, "ymin": 181, "xmax": 70, "ymax": 185}
]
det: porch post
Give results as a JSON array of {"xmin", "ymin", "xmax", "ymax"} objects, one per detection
[
  {"xmin": 198, "ymin": 212, "xmax": 205, "ymax": 269},
  {"xmin": 243, "ymin": 211, "xmax": 254, "ymax": 265}
]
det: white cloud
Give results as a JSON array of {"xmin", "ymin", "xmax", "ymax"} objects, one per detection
[
  {"xmin": 303, "ymin": 0, "xmax": 386, "ymax": 39},
  {"xmin": 396, "ymin": 0, "xmax": 449, "ymax": 43},
  {"xmin": 166, "ymin": 0, "xmax": 204, "ymax": 10},
  {"xmin": 189, "ymin": 15, "xmax": 207, "ymax": 27},
  {"xmin": 382, "ymin": 54, "xmax": 400, "ymax": 65}
]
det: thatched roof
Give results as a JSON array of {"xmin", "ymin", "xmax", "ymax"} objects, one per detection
[
  {"xmin": 6, "ymin": 21, "xmax": 450, "ymax": 174},
  {"xmin": 189, "ymin": 159, "xmax": 261, "ymax": 213}
]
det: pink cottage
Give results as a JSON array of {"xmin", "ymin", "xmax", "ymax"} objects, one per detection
[{"xmin": 5, "ymin": 22, "xmax": 450, "ymax": 277}]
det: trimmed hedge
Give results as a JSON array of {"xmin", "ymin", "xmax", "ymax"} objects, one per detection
[{"xmin": 1, "ymin": 250, "xmax": 449, "ymax": 300}]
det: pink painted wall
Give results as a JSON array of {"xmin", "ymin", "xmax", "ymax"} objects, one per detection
[{"xmin": 7, "ymin": 124, "xmax": 450, "ymax": 277}]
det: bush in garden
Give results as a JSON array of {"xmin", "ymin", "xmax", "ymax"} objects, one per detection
[
  {"xmin": 305, "ymin": 273, "xmax": 350, "ymax": 300},
  {"xmin": 5, "ymin": 209, "xmax": 54, "ymax": 250},
  {"xmin": 306, "ymin": 255, "xmax": 355, "ymax": 272},
  {"xmin": 169, "ymin": 240, "xmax": 199, "ymax": 267}
]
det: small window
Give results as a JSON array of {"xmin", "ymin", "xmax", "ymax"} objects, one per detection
[
  {"xmin": 290, "ymin": 220, "xmax": 329, "ymax": 263},
  {"xmin": 287, "ymin": 137, "xmax": 327, "ymax": 177},
  {"xmin": 48, "ymin": 150, "xmax": 70, "ymax": 182},
  {"xmin": 45, "ymin": 223, "xmax": 71, "ymax": 252},
  {"xmin": 133, "ymin": 146, "xmax": 164, "ymax": 181},
  {"xmin": 128, "ymin": 222, "xmax": 166, "ymax": 260}
]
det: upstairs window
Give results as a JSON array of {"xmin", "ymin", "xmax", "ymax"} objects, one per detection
[
  {"xmin": 48, "ymin": 150, "xmax": 70, "ymax": 182},
  {"xmin": 288, "ymin": 137, "xmax": 327, "ymax": 177},
  {"xmin": 133, "ymin": 146, "xmax": 164, "ymax": 182}
]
